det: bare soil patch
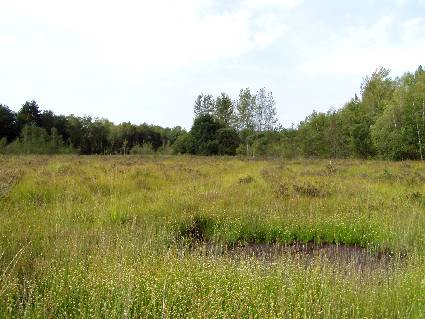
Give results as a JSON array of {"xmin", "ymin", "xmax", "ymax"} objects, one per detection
[{"xmin": 190, "ymin": 241, "xmax": 405, "ymax": 271}]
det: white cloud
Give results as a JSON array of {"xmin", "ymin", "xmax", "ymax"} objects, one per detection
[
  {"xmin": 396, "ymin": 0, "xmax": 425, "ymax": 5},
  {"xmin": 395, "ymin": 0, "xmax": 408, "ymax": 6},
  {"xmin": 341, "ymin": 16, "xmax": 394, "ymax": 48},
  {"xmin": 300, "ymin": 47, "xmax": 425, "ymax": 74},
  {"xmin": 402, "ymin": 17, "xmax": 425, "ymax": 42},
  {"xmin": 252, "ymin": 14, "xmax": 287, "ymax": 48},
  {"xmin": 246, "ymin": 0, "xmax": 303, "ymax": 9},
  {"xmin": 0, "ymin": 0, "xmax": 288, "ymax": 72},
  {"xmin": 300, "ymin": 15, "xmax": 425, "ymax": 75}
]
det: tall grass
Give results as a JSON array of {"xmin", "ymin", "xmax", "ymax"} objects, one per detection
[{"xmin": 0, "ymin": 155, "xmax": 424, "ymax": 317}]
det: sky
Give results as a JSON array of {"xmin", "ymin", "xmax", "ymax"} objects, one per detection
[{"xmin": 1, "ymin": 0, "xmax": 425, "ymax": 129}]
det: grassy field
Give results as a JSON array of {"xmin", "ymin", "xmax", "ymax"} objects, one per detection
[{"xmin": 1, "ymin": 155, "xmax": 425, "ymax": 318}]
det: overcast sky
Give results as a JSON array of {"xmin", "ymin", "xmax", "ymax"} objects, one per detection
[{"xmin": 1, "ymin": 0, "xmax": 425, "ymax": 129}]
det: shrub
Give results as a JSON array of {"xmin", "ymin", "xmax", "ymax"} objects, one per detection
[{"xmin": 130, "ymin": 143, "xmax": 155, "ymax": 155}]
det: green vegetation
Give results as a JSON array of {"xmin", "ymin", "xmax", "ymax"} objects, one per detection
[
  {"xmin": 0, "ymin": 101, "xmax": 183, "ymax": 155},
  {"xmin": 1, "ymin": 156, "xmax": 425, "ymax": 317},
  {"xmin": 1, "ymin": 65, "xmax": 425, "ymax": 316},
  {"xmin": 2, "ymin": 66, "xmax": 425, "ymax": 160}
]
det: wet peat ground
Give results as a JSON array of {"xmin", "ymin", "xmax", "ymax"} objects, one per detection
[{"xmin": 185, "ymin": 242, "xmax": 406, "ymax": 272}]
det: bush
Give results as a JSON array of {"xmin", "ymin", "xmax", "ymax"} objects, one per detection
[
  {"xmin": 4, "ymin": 125, "xmax": 74, "ymax": 154},
  {"xmin": 130, "ymin": 143, "xmax": 154, "ymax": 155},
  {"xmin": 172, "ymin": 133, "xmax": 194, "ymax": 154}
]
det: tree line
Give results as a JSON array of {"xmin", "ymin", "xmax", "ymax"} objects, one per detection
[
  {"xmin": 294, "ymin": 66, "xmax": 425, "ymax": 160},
  {"xmin": 0, "ymin": 87, "xmax": 278, "ymax": 156},
  {"xmin": 175, "ymin": 66, "xmax": 425, "ymax": 160},
  {"xmin": 0, "ymin": 101, "xmax": 184, "ymax": 155},
  {"xmin": 1, "ymin": 65, "xmax": 425, "ymax": 159}
]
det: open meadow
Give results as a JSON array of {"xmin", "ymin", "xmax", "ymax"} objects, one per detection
[{"xmin": 1, "ymin": 155, "xmax": 425, "ymax": 318}]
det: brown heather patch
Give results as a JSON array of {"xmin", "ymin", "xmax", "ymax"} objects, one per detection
[
  {"xmin": 292, "ymin": 183, "xmax": 328, "ymax": 197},
  {"xmin": 0, "ymin": 168, "xmax": 23, "ymax": 198},
  {"xmin": 238, "ymin": 175, "xmax": 254, "ymax": 184}
]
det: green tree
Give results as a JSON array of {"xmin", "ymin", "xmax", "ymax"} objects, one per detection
[
  {"xmin": 136, "ymin": 124, "xmax": 162, "ymax": 151},
  {"xmin": 172, "ymin": 132, "xmax": 194, "ymax": 154},
  {"xmin": 372, "ymin": 67, "xmax": 425, "ymax": 160},
  {"xmin": 264, "ymin": 90, "xmax": 278, "ymax": 131},
  {"xmin": 50, "ymin": 127, "xmax": 64, "ymax": 151},
  {"xmin": 110, "ymin": 122, "xmax": 138, "ymax": 154},
  {"xmin": 194, "ymin": 94, "xmax": 215, "ymax": 117},
  {"xmin": 40, "ymin": 110, "xmax": 56, "ymax": 133},
  {"xmin": 52, "ymin": 114, "xmax": 70, "ymax": 142},
  {"xmin": 190, "ymin": 114, "xmax": 223, "ymax": 155},
  {"xmin": 0, "ymin": 104, "xmax": 18, "ymax": 142},
  {"xmin": 86, "ymin": 119, "xmax": 111, "ymax": 154},
  {"xmin": 236, "ymin": 88, "xmax": 255, "ymax": 131},
  {"xmin": 5, "ymin": 125, "xmax": 71, "ymax": 154},
  {"xmin": 345, "ymin": 67, "xmax": 394, "ymax": 158},
  {"xmin": 333, "ymin": 97, "xmax": 361, "ymax": 157},
  {"xmin": 254, "ymin": 88, "xmax": 278, "ymax": 131},
  {"xmin": 163, "ymin": 126, "xmax": 185, "ymax": 146},
  {"xmin": 17, "ymin": 101, "xmax": 42, "ymax": 129},
  {"xmin": 216, "ymin": 127, "xmax": 240, "ymax": 155},
  {"xmin": 254, "ymin": 88, "xmax": 267, "ymax": 131},
  {"xmin": 235, "ymin": 89, "xmax": 256, "ymax": 156},
  {"xmin": 360, "ymin": 67, "xmax": 395, "ymax": 118},
  {"xmin": 9, "ymin": 125, "xmax": 49, "ymax": 154},
  {"xmin": 214, "ymin": 93, "xmax": 235, "ymax": 127},
  {"xmin": 297, "ymin": 111, "xmax": 331, "ymax": 158},
  {"xmin": 66, "ymin": 115, "xmax": 85, "ymax": 150}
]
